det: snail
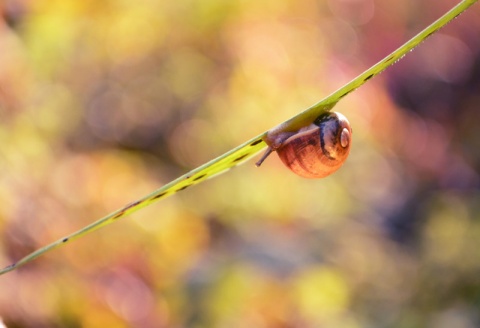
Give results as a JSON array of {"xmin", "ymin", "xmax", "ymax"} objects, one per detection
[{"xmin": 256, "ymin": 112, "xmax": 352, "ymax": 179}]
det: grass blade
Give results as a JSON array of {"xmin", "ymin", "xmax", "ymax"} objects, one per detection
[{"xmin": 1, "ymin": 0, "xmax": 477, "ymax": 275}]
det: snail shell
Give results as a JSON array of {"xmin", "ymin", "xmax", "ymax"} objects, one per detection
[{"xmin": 276, "ymin": 112, "xmax": 352, "ymax": 179}]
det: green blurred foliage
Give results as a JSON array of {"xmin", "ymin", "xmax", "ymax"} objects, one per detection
[{"xmin": 0, "ymin": 0, "xmax": 480, "ymax": 327}]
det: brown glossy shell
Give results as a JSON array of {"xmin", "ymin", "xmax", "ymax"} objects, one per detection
[{"xmin": 276, "ymin": 112, "xmax": 352, "ymax": 179}]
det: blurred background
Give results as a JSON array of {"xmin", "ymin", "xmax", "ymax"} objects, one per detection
[{"xmin": 0, "ymin": 0, "xmax": 479, "ymax": 327}]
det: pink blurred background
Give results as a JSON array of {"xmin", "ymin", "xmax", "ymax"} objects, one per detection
[{"xmin": 0, "ymin": 0, "xmax": 480, "ymax": 327}]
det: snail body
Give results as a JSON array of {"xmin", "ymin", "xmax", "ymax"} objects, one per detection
[{"xmin": 256, "ymin": 112, "xmax": 352, "ymax": 179}]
